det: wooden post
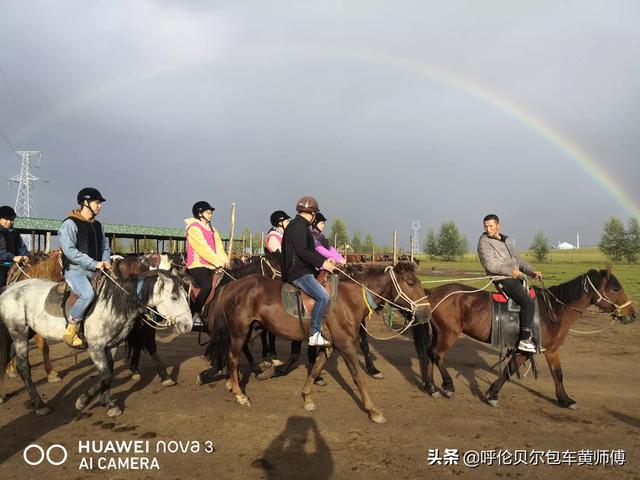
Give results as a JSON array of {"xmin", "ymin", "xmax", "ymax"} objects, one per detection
[
  {"xmin": 45, "ymin": 232, "xmax": 51, "ymax": 253},
  {"xmin": 249, "ymin": 232, "xmax": 253, "ymax": 255},
  {"xmin": 260, "ymin": 231, "xmax": 264, "ymax": 253},
  {"xmin": 227, "ymin": 203, "xmax": 236, "ymax": 258},
  {"xmin": 392, "ymin": 229, "xmax": 397, "ymax": 264},
  {"xmin": 371, "ymin": 242, "xmax": 375, "ymax": 262},
  {"xmin": 31, "ymin": 230, "xmax": 35, "ymax": 253}
]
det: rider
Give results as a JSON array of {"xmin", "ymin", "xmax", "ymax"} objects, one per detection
[
  {"xmin": 265, "ymin": 210, "xmax": 291, "ymax": 254},
  {"xmin": 312, "ymin": 212, "xmax": 346, "ymax": 265},
  {"xmin": 477, "ymin": 214, "xmax": 543, "ymax": 353},
  {"xmin": 58, "ymin": 188, "xmax": 112, "ymax": 348},
  {"xmin": 281, "ymin": 196, "xmax": 336, "ymax": 347},
  {"xmin": 185, "ymin": 201, "xmax": 229, "ymax": 324},
  {"xmin": 0, "ymin": 206, "xmax": 29, "ymax": 287}
]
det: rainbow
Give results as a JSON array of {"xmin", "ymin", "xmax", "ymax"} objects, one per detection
[{"xmin": 13, "ymin": 44, "xmax": 639, "ymax": 218}]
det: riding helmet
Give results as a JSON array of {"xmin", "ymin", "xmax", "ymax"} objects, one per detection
[
  {"xmin": 270, "ymin": 210, "xmax": 291, "ymax": 227},
  {"xmin": 192, "ymin": 201, "xmax": 215, "ymax": 218},
  {"xmin": 77, "ymin": 187, "xmax": 106, "ymax": 204},
  {"xmin": 296, "ymin": 196, "xmax": 319, "ymax": 213}
]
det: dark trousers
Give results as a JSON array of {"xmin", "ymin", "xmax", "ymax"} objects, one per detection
[
  {"xmin": 496, "ymin": 278, "xmax": 535, "ymax": 340},
  {"xmin": 290, "ymin": 341, "xmax": 318, "ymax": 365},
  {"xmin": 0, "ymin": 266, "xmax": 8, "ymax": 287},
  {"xmin": 188, "ymin": 267, "xmax": 214, "ymax": 313}
]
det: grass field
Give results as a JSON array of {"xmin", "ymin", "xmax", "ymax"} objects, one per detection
[{"xmin": 415, "ymin": 247, "xmax": 640, "ymax": 303}]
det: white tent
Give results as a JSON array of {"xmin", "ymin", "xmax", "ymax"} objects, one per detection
[{"xmin": 558, "ymin": 242, "xmax": 576, "ymax": 250}]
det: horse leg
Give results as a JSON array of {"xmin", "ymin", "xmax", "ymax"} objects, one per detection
[
  {"xmin": 301, "ymin": 348, "xmax": 329, "ymax": 412},
  {"xmin": 260, "ymin": 330, "xmax": 269, "ymax": 360},
  {"xmin": 14, "ymin": 338, "xmax": 50, "ymax": 416},
  {"xmin": 34, "ymin": 335, "xmax": 61, "ymax": 383},
  {"xmin": 77, "ymin": 347, "xmax": 121, "ymax": 417},
  {"xmin": 340, "ymin": 344, "xmax": 387, "ymax": 424},
  {"xmin": 229, "ymin": 338, "xmax": 251, "ymax": 406},
  {"xmin": 486, "ymin": 354, "xmax": 527, "ymax": 407},
  {"xmin": 144, "ymin": 328, "xmax": 175, "ymax": 386},
  {"xmin": 129, "ymin": 344, "xmax": 142, "ymax": 380},
  {"xmin": 436, "ymin": 352, "xmax": 455, "ymax": 398},
  {"xmin": 359, "ymin": 323, "xmax": 383, "ymax": 379},
  {"xmin": 544, "ymin": 350, "xmax": 577, "ymax": 409}
]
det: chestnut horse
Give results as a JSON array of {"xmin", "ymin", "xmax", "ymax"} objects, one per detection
[
  {"xmin": 420, "ymin": 267, "xmax": 636, "ymax": 408},
  {"xmin": 203, "ymin": 262, "xmax": 431, "ymax": 423},
  {"xmin": 5, "ymin": 251, "xmax": 65, "ymax": 383}
]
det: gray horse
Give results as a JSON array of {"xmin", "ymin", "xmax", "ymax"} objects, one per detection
[{"xmin": 0, "ymin": 269, "xmax": 192, "ymax": 417}]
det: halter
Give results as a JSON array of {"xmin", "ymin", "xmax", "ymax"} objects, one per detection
[
  {"xmin": 260, "ymin": 256, "xmax": 281, "ymax": 279},
  {"xmin": 384, "ymin": 266, "xmax": 431, "ymax": 316},
  {"xmin": 583, "ymin": 274, "xmax": 633, "ymax": 317}
]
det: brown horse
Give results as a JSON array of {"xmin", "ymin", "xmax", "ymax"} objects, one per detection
[
  {"xmin": 203, "ymin": 262, "xmax": 431, "ymax": 423},
  {"xmin": 5, "ymin": 251, "xmax": 64, "ymax": 382},
  {"xmin": 421, "ymin": 267, "xmax": 636, "ymax": 408}
]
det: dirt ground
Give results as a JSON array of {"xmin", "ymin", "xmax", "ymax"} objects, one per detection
[{"xmin": 1, "ymin": 311, "xmax": 639, "ymax": 480}]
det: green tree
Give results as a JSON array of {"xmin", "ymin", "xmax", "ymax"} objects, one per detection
[
  {"xmin": 351, "ymin": 231, "xmax": 362, "ymax": 252},
  {"xmin": 363, "ymin": 233, "xmax": 375, "ymax": 253},
  {"xmin": 328, "ymin": 219, "xmax": 349, "ymax": 248},
  {"xmin": 599, "ymin": 217, "xmax": 626, "ymax": 261},
  {"xmin": 624, "ymin": 217, "xmax": 640, "ymax": 263},
  {"xmin": 423, "ymin": 228, "xmax": 439, "ymax": 259},
  {"xmin": 530, "ymin": 230, "xmax": 551, "ymax": 262},
  {"xmin": 437, "ymin": 221, "xmax": 468, "ymax": 261}
]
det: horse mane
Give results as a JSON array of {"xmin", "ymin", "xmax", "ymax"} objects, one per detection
[
  {"xmin": 101, "ymin": 270, "xmax": 183, "ymax": 318},
  {"xmin": 537, "ymin": 269, "xmax": 608, "ymax": 313},
  {"xmin": 24, "ymin": 251, "xmax": 62, "ymax": 280}
]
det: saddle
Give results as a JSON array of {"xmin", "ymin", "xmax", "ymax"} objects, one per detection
[
  {"xmin": 280, "ymin": 271, "xmax": 339, "ymax": 320},
  {"xmin": 43, "ymin": 275, "xmax": 102, "ymax": 321},
  {"xmin": 190, "ymin": 271, "xmax": 224, "ymax": 312},
  {"xmin": 490, "ymin": 288, "xmax": 543, "ymax": 351}
]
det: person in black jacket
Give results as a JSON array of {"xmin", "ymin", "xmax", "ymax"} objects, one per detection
[
  {"xmin": 282, "ymin": 196, "xmax": 336, "ymax": 347},
  {"xmin": 0, "ymin": 206, "xmax": 29, "ymax": 287}
]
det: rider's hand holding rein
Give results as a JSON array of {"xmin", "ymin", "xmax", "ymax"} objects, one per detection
[
  {"xmin": 13, "ymin": 255, "xmax": 28, "ymax": 265},
  {"xmin": 96, "ymin": 261, "xmax": 111, "ymax": 270},
  {"xmin": 322, "ymin": 258, "xmax": 336, "ymax": 272}
]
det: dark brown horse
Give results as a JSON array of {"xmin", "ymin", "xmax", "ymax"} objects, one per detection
[
  {"xmin": 420, "ymin": 267, "xmax": 636, "ymax": 408},
  {"xmin": 203, "ymin": 262, "xmax": 431, "ymax": 423},
  {"xmin": 5, "ymin": 251, "xmax": 64, "ymax": 382}
]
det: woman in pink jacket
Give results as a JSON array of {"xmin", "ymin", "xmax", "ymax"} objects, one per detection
[{"xmin": 311, "ymin": 212, "xmax": 346, "ymax": 265}]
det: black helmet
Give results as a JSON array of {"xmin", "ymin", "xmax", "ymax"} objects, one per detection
[
  {"xmin": 192, "ymin": 201, "xmax": 215, "ymax": 218},
  {"xmin": 270, "ymin": 210, "xmax": 291, "ymax": 227},
  {"xmin": 77, "ymin": 187, "xmax": 106, "ymax": 205},
  {"xmin": 0, "ymin": 205, "xmax": 17, "ymax": 220},
  {"xmin": 313, "ymin": 212, "xmax": 327, "ymax": 226}
]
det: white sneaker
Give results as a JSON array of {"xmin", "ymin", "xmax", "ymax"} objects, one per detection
[
  {"xmin": 517, "ymin": 338, "xmax": 537, "ymax": 353},
  {"xmin": 308, "ymin": 332, "xmax": 331, "ymax": 347}
]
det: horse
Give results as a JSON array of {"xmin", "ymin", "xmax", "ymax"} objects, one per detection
[
  {"xmin": 420, "ymin": 267, "xmax": 636, "ymax": 408},
  {"xmin": 0, "ymin": 267, "xmax": 192, "ymax": 417},
  {"xmin": 5, "ymin": 250, "xmax": 65, "ymax": 383},
  {"xmin": 202, "ymin": 262, "xmax": 431, "ymax": 423}
]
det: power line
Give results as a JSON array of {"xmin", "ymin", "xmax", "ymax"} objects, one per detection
[{"xmin": 0, "ymin": 124, "xmax": 16, "ymax": 151}]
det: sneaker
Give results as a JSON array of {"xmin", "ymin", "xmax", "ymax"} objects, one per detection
[
  {"xmin": 517, "ymin": 338, "xmax": 537, "ymax": 353},
  {"xmin": 308, "ymin": 332, "xmax": 331, "ymax": 347}
]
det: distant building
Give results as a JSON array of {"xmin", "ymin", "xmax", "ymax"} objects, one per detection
[{"xmin": 558, "ymin": 241, "xmax": 577, "ymax": 250}]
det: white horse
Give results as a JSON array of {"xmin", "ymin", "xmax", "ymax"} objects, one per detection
[{"xmin": 0, "ymin": 268, "xmax": 192, "ymax": 417}]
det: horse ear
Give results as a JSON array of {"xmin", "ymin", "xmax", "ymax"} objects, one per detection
[{"xmin": 603, "ymin": 265, "xmax": 613, "ymax": 279}]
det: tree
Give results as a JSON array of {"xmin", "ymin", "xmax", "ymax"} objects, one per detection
[
  {"xmin": 530, "ymin": 230, "xmax": 551, "ymax": 262},
  {"xmin": 351, "ymin": 231, "xmax": 362, "ymax": 253},
  {"xmin": 363, "ymin": 233, "xmax": 375, "ymax": 253},
  {"xmin": 437, "ymin": 221, "xmax": 468, "ymax": 261},
  {"xmin": 328, "ymin": 219, "xmax": 349, "ymax": 248},
  {"xmin": 624, "ymin": 217, "xmax": 640, "ymax": 263},
  {"xmin": 423, "ymin": 228, "xmax": 439, "ymax": 259},
  {"xmin": 599, "ymin": 217, "xmax": 627, "ymax": 261}
]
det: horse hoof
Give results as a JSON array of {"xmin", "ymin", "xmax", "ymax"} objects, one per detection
[
  {"xmin": 430, "ymin": 391, "xmax": 441, "ymax": 398},
  {"xmin": 47, "ymin": 372, "xmax": 62, "ymax": 383},
  {"xmin": 0, "ymin": 395, "xmax": 5, "ymax": 405},
  {"xmin": 443, "ymin": 390, "xmax": 455, "ymax": 399},
  {"xmin": 488, "ymin": 399, "xmax": 499, "ymax": 408},
  {"xmin": 303, "ymin": 401, "xmax": 317, "ymax": 411},
  {"xmin": 271, "ymin": 358, "xmax": 284, "ymax": 367},
  {"xmin": 225, "ymin": 380, "xmax": 233, "ymax": 392},
  {"xmin": 314, "ymin": 377, "xmax": 327, "ymax": 387},
  {"xmin": 369, "ymin": 411, "xmax": 388, "ymax": 424},
  {"xmin": 372, "ymin": 372, "xmax": 384, "ymax": 380},
  {"xmin": 36, "ymin": 405, "xmax": 52, "ymax": 416},
  {"xmin": 7, "ymin": 371, "xmax": 17, "ymax": 378},
  {"xmin": 75, "ymin": 394, "xmax": 90, "ymax": 410},
  {"xmin": 196, "ymin": 373, "xmax": 203, "ymax": 385},
  {"xmin": 107, "ymin": 406, "xmax": 123, "ymax": 417},
  {"xmin": 236, "ymin": 396, "xmax": 251, "ymax": 407},
  {"xmin": 161, "ymin": 378, "xmax": 177, "ymax": 387},
  {"xmin": 567, "ymin": 403, "xmax": 578, "ymax": 410},
  {"xmin": 131, "ymin": 372, "xmax": 141, "ymax": 381},
  {"xmin": 256, "ymin": 367, "xmax": 274, "ymax": 381}
]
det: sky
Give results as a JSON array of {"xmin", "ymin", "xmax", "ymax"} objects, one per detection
[{"xmin": 1, "ymin": 1, "xmax": 639, "ymax": 250}]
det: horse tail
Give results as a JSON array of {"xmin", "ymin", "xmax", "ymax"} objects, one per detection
[
  {"xmin": 203, "ymin": 299, "xmax": 230, "ymax": 372},
  {"xmin": 0, "ymin": 319, "xmax": 13, "ymax": 382},
  {"xmin": 412, "ymin": 322, "xmax": 432, "ymax": 386}
]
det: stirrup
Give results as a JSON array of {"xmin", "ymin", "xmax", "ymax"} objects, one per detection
[{"xmin": 517, "ymin": 339, "xmax": 536, "ymax": 354}]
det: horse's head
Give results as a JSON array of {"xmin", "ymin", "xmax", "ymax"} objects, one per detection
[
  {"xmin": 388, "ymin": 262, "xmax": 431, "ymax": 323},
  {"xmin": 587, "ymin": 266, "xmax": 636, "ymax": 324},
  {"xmin": 148, "ymin": 271, "xmax": 193, "ymax": 334}
]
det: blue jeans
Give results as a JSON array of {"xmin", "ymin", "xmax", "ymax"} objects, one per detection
[
  {"xmin": 292, "ymin": 274, "xmax": 330, "ymax": 336},
  {"xmin": 65, "ymin": 269, "xmax": 96, "ymax": 322}
]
